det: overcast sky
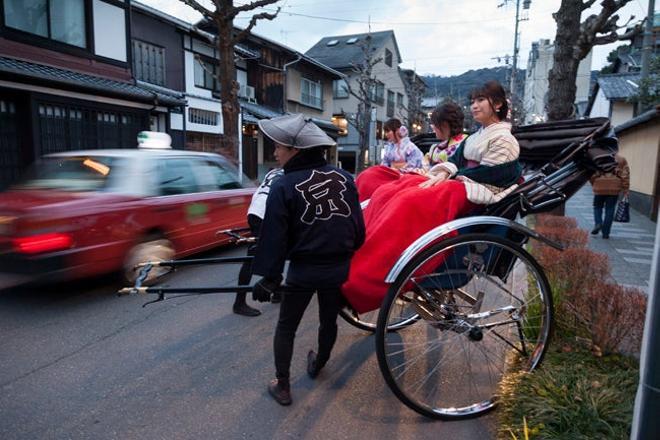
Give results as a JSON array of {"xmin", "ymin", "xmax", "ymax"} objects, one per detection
[{"xmin": 140, "ymin": 0, "xmax": 653, "ymax": 76}]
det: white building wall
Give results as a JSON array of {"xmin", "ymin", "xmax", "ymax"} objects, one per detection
[
  {"xmin": 523, "ymin": 40, "xmax": 593, "ymax": 123},
  {"xmin": 184, "ymin": 51, "xmax": 215, "ymax": 99},
  {"xmin": 590, "ymin": 89, "xmax": 611, "ymax": 119},
  {"xmin": 185, "ymin": 98, "xmax": 223, "ymax": 134},
  {"xmin": 611, "ymin": 102, "xmax": 635, "ymax": 126},
  {"xmin": 576, "ymin": 51, "xmax": 593, "ymax": 104},
  {"xmin": 183, "ymin": 50, "xmax": 223, "ymax": 134},
  {"xmin": 170, "ymin": 112, "xmax": 184, "ymax": 130}
]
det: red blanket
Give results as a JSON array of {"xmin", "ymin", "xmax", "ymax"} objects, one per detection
[
  {"xmin": 343, "ymin": 170, "xmax": 475, "ymax": 313},
  {"xmin": 355, "ymin": 165, "xmax": 401, "ymax": 202}
]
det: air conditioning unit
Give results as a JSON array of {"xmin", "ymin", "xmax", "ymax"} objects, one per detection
[{"xmin": 239, "ymin": 84, "xmax": 257, "ymax": 103}]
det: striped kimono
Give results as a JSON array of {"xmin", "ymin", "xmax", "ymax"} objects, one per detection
[{"xmin": 431, "ymin": 121, "xmax": 521, "ymax": 205}]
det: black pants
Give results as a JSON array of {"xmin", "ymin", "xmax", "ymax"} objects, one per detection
[
  {"xmin": 274, "ymin": 287, "xmax": 343, "ymax": 380},
  {"xmin": 234, "ymin": 215, "xmax": 262, "ymax": 307}
]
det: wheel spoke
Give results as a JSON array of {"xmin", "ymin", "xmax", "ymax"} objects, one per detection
[{"xmin": 376, "ymin": 234, "xmax": 553, "ymax": 419}]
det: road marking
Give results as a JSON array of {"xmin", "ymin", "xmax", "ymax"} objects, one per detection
[{"xmin": 622, "ymin": 257, "xmax": 652, "ymax": 265}]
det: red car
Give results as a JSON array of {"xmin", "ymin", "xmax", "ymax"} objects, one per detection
[{"xmin": 0, "ymin": 141, "xmax": 255, "ymax": 288}]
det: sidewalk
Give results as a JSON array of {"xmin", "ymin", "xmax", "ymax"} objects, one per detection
[{"xmin": 565, "ymin": 185, "xmax": 656, "ymax": 294}]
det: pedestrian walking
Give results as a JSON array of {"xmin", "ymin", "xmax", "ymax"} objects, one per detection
[
  {"xmin": 590, "ymin": 153, "xmax": 630, "ymax": 239},
  {"xmin": 232, "ymin": 167, "xmax": 284, "ymax": 316},
  {"xmin": 250, "ymin": 113, "xmax": 365, "ymax": 406}
]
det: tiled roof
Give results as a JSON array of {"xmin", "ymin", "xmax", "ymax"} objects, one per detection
[
  {"xmin": 239, "ymin": 100, "xmax": 283, "ymax": 120},
  {"xmin": 305, "ymin": 30, "xmax": 399, "ymax": 70},
  {"xmin": 0, "ymin": 56, "xmax": 185, "ymax": 106},
  {"xmin": 238, "ymin": 100, "xmax": 338, "ymax": 135},
  {"xmin": 597, "ymin": 72, "xmax": 642, "ymax": 100},
  {"xmin": 618, "ymin": 52, "xmax": 642, "ymax": 69}
]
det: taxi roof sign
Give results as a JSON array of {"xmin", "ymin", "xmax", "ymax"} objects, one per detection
[{"xmin": 137, "ymin": 131, "xmax": 172, "ymax": 149}]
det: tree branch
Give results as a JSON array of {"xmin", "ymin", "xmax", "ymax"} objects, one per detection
[
  {"xmin": 179, "ymin": 0, "xmax": 214, "ymax": 18},
  {"xmin": 234, "ymin": 8, "xmax": 281, "ymax": 42},
  {"xmin": 593, "ymin": 32, "xmax": 622, "ymax": 45},
  {"xmin": 231, "ymin": 0, "xmax": 281, "ymax": 16}
]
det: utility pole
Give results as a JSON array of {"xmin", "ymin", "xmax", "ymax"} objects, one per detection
[
  {"xmin": 510, "ymin": 0, "xmax": 521, "ymax": 97},
  {"xmin": 631, "ymin": 4, "xmax": 658, "ymax": 436},
  {"xmin": 637, "ymin": 0, "xmax": 655, "ymax": 115},
  {"xmin": 498, "ymin": 0, "xmax": 531, "ymax": 122},
  {"xmin": 631, "ymin": 205, "xmax": 660, "ymax": 439}
]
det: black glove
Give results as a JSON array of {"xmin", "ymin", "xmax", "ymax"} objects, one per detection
[{"xmin": 253, "ymin": 276, "xmax": 282, "ymax": 302}]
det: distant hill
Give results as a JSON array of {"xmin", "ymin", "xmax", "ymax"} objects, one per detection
[{"xmin": 421, "ymin": 67, "xmax": 525, "ymax": 104}]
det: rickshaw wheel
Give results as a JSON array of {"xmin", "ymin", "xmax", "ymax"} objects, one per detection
[
  {"xmin": 339, "ymin": 303, "xmax": 418, "ymax": 333},
  {"xmin": 376, "ymin": 233, "xmax": 553, "ymax": 419}
]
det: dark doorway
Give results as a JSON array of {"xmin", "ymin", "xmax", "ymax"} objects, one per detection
[{"xmin": 0, "ymin": 96, "xmax": 20, "ymax": 190}]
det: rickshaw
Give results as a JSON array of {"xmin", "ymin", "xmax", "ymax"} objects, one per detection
[{"xmin": 119, "ymin": 117, "xmax": 618, "ymax": 420}]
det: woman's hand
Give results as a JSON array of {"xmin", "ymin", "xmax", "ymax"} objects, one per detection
[{"xmin": 419, "ymin": 171, "xmax": 449, "ymax": 188}]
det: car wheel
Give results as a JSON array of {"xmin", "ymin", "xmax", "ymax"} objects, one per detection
[{"xmin": 123, "ymin": 236, "xmax": 175, "ymax": 285}]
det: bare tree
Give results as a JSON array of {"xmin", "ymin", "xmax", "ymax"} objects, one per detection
[
  {"xmin": 180, "ymin": 0, "xmax": 280, "ymax": 160},
  {"xmin": 342, "ymin": 34, "xmax": 383, "ymax": 172},
  {"xmin": 547, "ymin": 0, "xmax": 641, "ymax": 121}
]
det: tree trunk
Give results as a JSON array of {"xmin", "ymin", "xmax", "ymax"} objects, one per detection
[
  {"xmin": 546, "ymin": 0, "xmax": 582, "ymax": 121},
  {"xmin": 217, "ymin": 18, "xmax": 239, "ymax": 162},
  {"xmin": 356, "ymin": 104, "xmax": 369, "ymax": 172}
]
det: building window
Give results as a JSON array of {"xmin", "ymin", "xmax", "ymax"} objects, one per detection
[
  {"xmin": 4, "ymin": 0, "xmax": 86, "ymax": 48},
  {"xmin": 194, "ymin": 57, "xmax": 218, "ymax": 91},
  {"xmin": 387, "ymin": 90, "xmax": 395, "ymax": 117},
  {"xmin": 92, "ymin": 0, "xmax": 126, "ymax": 61},
  {"xmin": 301, "ymin": 78, "xmax": 322, "ymax": 109},
  {"xmin": 333, "ymin": 79, "xmax": 349, "ymax": 99},
  {"xmin": 397, "ymin": 92, "xmax": 404, "ymax": 110},
  {"xmin": 189, "ymin": 108, "xmax": 219, "ymax": 126},
  {"xmin": 385, "ymin": 48, "xmax": 393, "ymax": 67},
  {"xmin": 132, "ymin": 40, "xmax": 166, "ymax": 86},
  {"xmin": 369, "ymin": 82, "xmax": 384, "ymax": 105}
]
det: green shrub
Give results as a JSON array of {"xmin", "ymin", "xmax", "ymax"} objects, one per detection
[{"xmin": 498, "ymin": 351, "xmax": 638, "ymax": 440}]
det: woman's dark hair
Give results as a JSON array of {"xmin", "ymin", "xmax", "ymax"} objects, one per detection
[
  {"xmin": 430, "ymin": 102, "xmax": 465, "ymax": 137},
  {"xmin": 469, "ymin": 80, "xmax": 508, "ymax": 121},
  {"xmin": 383, "ymin": 118, "xmax": 402, "ymax": 133}
]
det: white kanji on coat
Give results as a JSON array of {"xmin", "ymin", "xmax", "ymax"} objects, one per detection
[{"xmin": 295, "ymin": 170, "xmax": 352, "ymax": 224}]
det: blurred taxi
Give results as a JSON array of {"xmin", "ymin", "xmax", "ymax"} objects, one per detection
[{"xmin": 0, "ymin": 132, "xmax": 255, "ymax": 287}]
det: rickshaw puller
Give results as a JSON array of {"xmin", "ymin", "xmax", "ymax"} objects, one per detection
[{"xmin": 251, "ymin": 114, "xmax": 365, "ymax": 406}]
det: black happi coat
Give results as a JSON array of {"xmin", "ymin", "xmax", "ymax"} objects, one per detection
[{"xmin": 252, "ymin": 149, "xmax": 365, "ymax": 288}]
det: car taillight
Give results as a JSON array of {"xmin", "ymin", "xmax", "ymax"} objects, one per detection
[{"xmin": 12, "ymin": 233, "xmax": 73, "ymax": 254}]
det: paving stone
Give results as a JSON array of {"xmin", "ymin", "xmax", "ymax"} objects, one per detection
[{"xmin": 565, "ymin": 185, "xmax": 657, "ymax": 292}]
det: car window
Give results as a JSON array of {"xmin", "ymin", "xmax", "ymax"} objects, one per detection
[
  {"xmin": 157, "ymin": 159, "xmax": 199, "ymax": 195},
  {"xmin": 195, "ymin": 159, "xmax": 243, "ymax": 191},
  {"xmin": 16, "ymin": 156, "xmax": 121, "ymax": 192}
]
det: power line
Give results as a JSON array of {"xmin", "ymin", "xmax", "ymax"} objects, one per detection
[{"xmin": 234, "ymin": 7, "xmax": 523, "ymax": 26}]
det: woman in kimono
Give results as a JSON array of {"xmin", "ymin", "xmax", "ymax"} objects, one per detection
[{"xmin": 344, "ymin": 80, "xmax": 522, "ymax": 313}]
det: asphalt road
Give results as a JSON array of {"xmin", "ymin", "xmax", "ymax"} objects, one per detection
[{"xmin": 0, "ymin": 245, "xmax": 495, "ymax": 440}]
